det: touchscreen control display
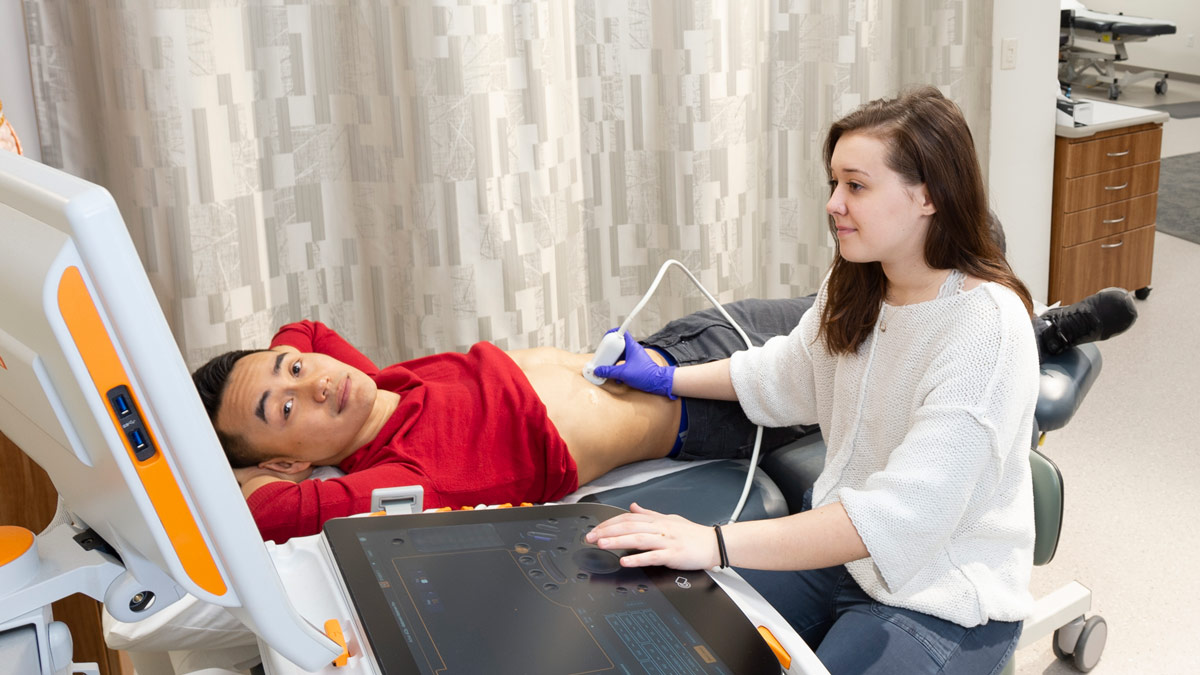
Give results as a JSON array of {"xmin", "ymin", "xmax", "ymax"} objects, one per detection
[{"xmin": 324, "ymin": 504, "xmax": 778, "ymax": 674}]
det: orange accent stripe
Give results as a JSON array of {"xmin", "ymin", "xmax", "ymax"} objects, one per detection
[
  {"xmin": 323, "ymin": 619, "xmax": 349, "ymax": 667},
  {"xmin": 757, "ymin": 625, "xmax": 792, "ymax": 670},
  {"xmin": 57, "ymin": 267, "xmax": 227, "ymax": 596},
  {"xmin": 0, "ymin": 353, "xmax": 8, "ymax": 369}
]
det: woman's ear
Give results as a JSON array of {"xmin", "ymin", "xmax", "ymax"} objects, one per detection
[
  {"xmin": 915, "ymin": 184, "xmax": 937, "ymax": 216},
  {"xmin": 260, "ymin": 458, "xmax": 312, "ymax": 475}
]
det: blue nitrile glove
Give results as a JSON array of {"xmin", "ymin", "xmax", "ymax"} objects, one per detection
[{"xmin": 593, "ymin": 331, "xmax": 677, "ymax": 399}]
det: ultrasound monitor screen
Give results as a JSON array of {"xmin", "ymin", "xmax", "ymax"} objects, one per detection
[{"xmin": 323, "ymin": 503, "xmax": 779, "ymax": 674}]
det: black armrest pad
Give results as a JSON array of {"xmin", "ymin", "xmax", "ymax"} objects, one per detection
[
  {"xmin": 1036, "ymin": 343, "xmax": 1102, "ymax": 432},
  {"xmin": 759, "ymin": 434, "xmax": 827, "ymax": 514}
]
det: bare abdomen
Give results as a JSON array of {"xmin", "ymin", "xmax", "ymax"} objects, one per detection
[{"xmin": 506, "ymin": 347, "xmax": 681, "ymax": 485}]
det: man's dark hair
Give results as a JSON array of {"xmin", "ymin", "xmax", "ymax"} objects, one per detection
[
  {"xmin": 192, "ymin": 349, "xmax": 270, "ymax": 468},
  {"xmin": 987, "ymin": 209, "xmax": 1007, "ymax": 255}
]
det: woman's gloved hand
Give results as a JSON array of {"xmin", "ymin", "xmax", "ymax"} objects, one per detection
[{"xmin": 593, "ymin": 331, "xmax": 677, "ymax": 399}]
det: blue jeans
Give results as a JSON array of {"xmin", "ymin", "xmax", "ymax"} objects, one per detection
[{"xmin": 737, "ymin": 563, "xmax": 1021, "ymax": 674}]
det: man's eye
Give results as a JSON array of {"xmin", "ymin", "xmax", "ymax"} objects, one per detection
[
  {"xmin": 283, "ymin": 400, "xmax": 293, "ymax": 420},
  {"xmin": 291, "ymin": 360, "xmax": 302, "ymax": 376}
]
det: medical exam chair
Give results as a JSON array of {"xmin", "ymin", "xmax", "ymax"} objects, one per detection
[{"xmin": 1059, "ymin": 1, "xmax": 1177, "ymax": 101}]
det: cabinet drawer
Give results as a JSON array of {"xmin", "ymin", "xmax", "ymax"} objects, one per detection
[
  {"xmin": 1060, "ymin": 193, "xmax": 1157, "ymax": 247},
  {"xmin": 1053, "ymin": 223, "xmax": 1155, "ymax": 304},
  {"xmin": 1059, "ymin": 161, "xmax": 1159, "ymax": 213},
  {"xmin": 1060, "ymin": 127, "xmax": 1162, "ymax": 178}
]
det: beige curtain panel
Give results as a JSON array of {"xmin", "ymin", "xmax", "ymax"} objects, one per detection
[{"xmin": 24, "ymin": 0, "xmax": 992, "ymax": 367}]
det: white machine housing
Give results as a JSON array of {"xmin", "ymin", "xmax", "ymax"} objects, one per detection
[{"xmin": 0, "ymin": 151, "xmax": 342, "ymax": 672}]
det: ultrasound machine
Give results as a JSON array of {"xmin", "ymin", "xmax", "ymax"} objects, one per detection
[{"xmin": 0, "ymin": 151, "xmax": 822, "ymax": 674}]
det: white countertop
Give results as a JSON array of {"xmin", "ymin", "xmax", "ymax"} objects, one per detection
[{"xmin": 1056, "ymin": 99, "xmax": 1169, "ymax": 138}]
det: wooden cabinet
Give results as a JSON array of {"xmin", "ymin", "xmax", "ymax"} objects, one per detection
[{"xmin": 1049, "ymin": 121, "xmax": 1163, "ymax": 305}]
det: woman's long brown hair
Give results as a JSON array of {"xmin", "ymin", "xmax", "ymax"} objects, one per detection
[{"xmin": 818, "ymin": 86, "xmax": 1032, "ymax": 355}]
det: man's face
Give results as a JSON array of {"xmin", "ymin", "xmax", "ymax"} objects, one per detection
[{"xmin": 216, "ymin": 347, "xmax": 380, "ymax": 467}]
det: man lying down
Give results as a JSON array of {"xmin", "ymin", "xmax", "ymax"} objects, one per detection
[
  {"xmin": 195, "ymin": 298, "xmax": 822, "ymax": 544},
  {"xmin": 104, "ymin": 289, "xmax": 1134, "ymax": 672}
]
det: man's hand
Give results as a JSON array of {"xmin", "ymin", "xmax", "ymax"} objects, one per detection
[
  {"xmin": 232, "ymin": 464, "xmax": 311, "ymax": 484},
  {"xmin": 232, "ymin": 465, "xmax": 312, "ymax": 499}
]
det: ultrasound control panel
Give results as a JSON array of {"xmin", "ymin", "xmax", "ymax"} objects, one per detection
[{"xmin": 323, "ymin": 503, "xmax": 780, "ymax": 675}]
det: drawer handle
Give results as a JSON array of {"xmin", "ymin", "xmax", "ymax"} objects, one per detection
[
  {"xmin": 1104, "ymin": 182, "xmax": 1129, "ymax": 191},
  {"xmin": 1102, "ymin": 216, "xmax": 1126, "ymax": 224},
  {"xmin": 1100, "ymin": 241, "xmax": 1124, "ymax": 249},
  {"xmin": 1106, "ymin": 150, "xmax": 1130, "ymax": 157}
]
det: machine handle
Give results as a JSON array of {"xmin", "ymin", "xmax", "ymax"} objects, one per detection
[
  {"xmin": 1102, "ymin": 216, "xmax": 1126, "ymax": 224},
  {"xmin": 1100, "ymin": 241, "xmax": 1124, "ymax": 249},
  {"xmin": 1104, "ymin": 182, "xmax": 1128, "ymax": 191},
  {"xmin": 1106, "ymin": 150, "xmax": 1130, "ymax": 157}
]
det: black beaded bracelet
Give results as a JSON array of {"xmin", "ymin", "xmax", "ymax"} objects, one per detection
[{"xmin": 713, "ymin": 524, "xmax": 729, "ymax": 569}]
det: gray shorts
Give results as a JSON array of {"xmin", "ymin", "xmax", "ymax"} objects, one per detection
[{"xmin": 640, "ymin": 297, "xmax": 818, "ymax": 461}]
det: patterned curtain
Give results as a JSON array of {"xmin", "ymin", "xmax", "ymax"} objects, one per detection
[{"xmin": 24, "ymin": 0, "xmax": 992, "ymax": 367}]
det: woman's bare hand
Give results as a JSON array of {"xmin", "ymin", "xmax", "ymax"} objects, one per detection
[{"xmin": 585, "ymin": 502, "xmax": 720, "ymax": 570}]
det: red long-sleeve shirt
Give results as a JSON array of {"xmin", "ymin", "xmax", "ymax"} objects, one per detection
[{"xmin": 245, "ymin": 321, "xmax": 577, "ymax": 542}]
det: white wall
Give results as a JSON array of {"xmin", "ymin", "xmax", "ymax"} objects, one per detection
[
  {"xmin": 1084, "ymin": 1, "xmax": 1200, "ymax": 77},
  {"xmin": 0, "ymin": 2, "xmax": 39, "ymax": 161},
  {"xmin": 988, "ymin": 0, "xmax": 1061, "ymax": 303}
]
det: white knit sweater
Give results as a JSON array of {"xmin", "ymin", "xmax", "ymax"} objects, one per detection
[{"xmin": 730, "ymin": 275, "xmax": 1039, "ymax": 627}]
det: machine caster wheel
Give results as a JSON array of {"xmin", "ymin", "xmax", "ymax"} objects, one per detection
[
  {"xmin": 1108, "ymin": 83, "xmax": 1120, "ymax": 100},
  {"xmin": 1051, "ymin": 632, "xmax": 1070, "ymax": 660},
  {"xmin": 1135, "ymin": 286, "xmax": 1151, "ymax": 300},
  {"xmin": 1155, "ymin": 79, "xmax": 1168, "ymax": 95},
  {"xmin": 1053, "ymin": 615, "xmax": 1107, "ymax": 673}
]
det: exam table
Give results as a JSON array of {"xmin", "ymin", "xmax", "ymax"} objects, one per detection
[{"xmin": 1059, "ymin": 0, "xmax": 1177, "ymax": 101}]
